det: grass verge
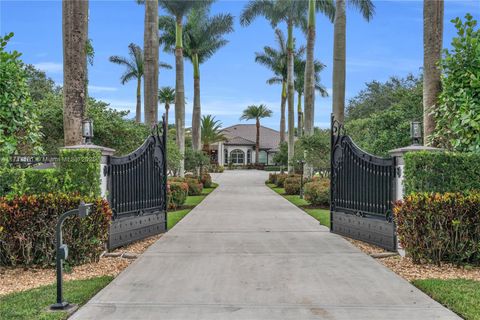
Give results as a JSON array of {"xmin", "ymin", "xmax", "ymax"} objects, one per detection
[
  {"xmin": 167, "ymin": 183, "xmax": 218, "ymax": 230},
  {"xmin": 267, "ymin": 183, "xmax": 330, "ymax": 227},
  {"xmin": 413, "ymin": 279, "xmax": 480, "ymax": 320},
  {"xmin": 0, "ymin": 276, "xmax": 113, "ymax": 320}
]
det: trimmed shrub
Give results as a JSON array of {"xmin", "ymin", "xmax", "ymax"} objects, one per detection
[
  {"xmin": 58, "ymin": 149, "xmax": 101, "ymax": 197},
  {"xmin": 169, "ymin": 177, "xmax": 203, "ymax": 196},
  {"xmin": 167, "ymin": 181, "xmax": 188, "ymax": 210},
  {"xmin": 394, "ymin": 192, "xmax": 480, "ymax": 265},
  {"xmin": 284, "ymin": 177, "xmax": 301, "ymax": 195},
  {"xmin": 186, "ymin": 178, "xmax": 203, "ymax": 196},
  {"xmin": 403, "ymin": 151, "xmax": 480, "ymax": 194},
  {"xmin": 0, "ymin": 193, "xmax": 112, "ymax": 267},
  {"xmin": 304, "ymin": 179, "xmax": 330, "ymax": 207},
  {"xmin": 275, "ymin": 173, "xmax": 288, "ymax": 187},
  {"xmin": 200, "ymin": 173, "xmax": 212, "ymax": 188}
]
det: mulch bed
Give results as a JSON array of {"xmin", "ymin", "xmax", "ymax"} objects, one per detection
[
  {"xmin": 0, "ymin": 234, "xmax": 162, "ymax": 296},
  {"xmin": 346, "ymin": 238, "xmax": 480, "ymax": 282}
]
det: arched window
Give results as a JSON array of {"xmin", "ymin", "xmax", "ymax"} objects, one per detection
[{"xmin": 230, "ymin": 149, "xmax": 245, "ymax": 164}]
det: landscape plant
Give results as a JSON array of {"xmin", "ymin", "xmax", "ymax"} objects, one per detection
[
  {"xmin": 433, "ymin": 14, "xmax": 480, "ymax": 152},
  {"xmin": 394, "ymin": 191, "xmax": 480, "ymax": 265},
  {"xmin": 0, "ymin": 193, "xmax": 112, "ymax": 267},
  {"xmin": 304, "ymin": 179, "xmax": 330, "ymax": 206}
]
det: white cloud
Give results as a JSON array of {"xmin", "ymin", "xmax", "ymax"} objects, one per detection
[
  {"xmin": 88, "ymin": 85, "xmax": 118, "ymax": 93},
  {"xmin": 34, "ymin": 62, "xmax": 63, "ymax": 74},
  {"xmin": 99, "ymin": 98, "xmax": 136, "ymax": 112}
]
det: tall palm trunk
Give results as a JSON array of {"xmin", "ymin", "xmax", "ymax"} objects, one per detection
[
  {"xmin": 255, "ymin": 118, "xmax": 260, "ymax": 164},
  {"xmin": 332, "ymin": 0, "xmax": 346, "ymax": 124},
  {"xmin": 297, "ymin": 91, "xmax": 303, "ymax": 137},
  {"xmin": 192, "ymin": 53, "xmax": 202, "ymax": 151},
  {"xmin": 175, "ymin": 16, "xmax": 186, "ymax": 177},
  {"xmin": 280, "ymin": 81, "xmax": 286, "ymax": 143},
  {"xmin": 303, "ymin": 0, "xmax": 316, "ymax": 178},
  {"xmin": 143, "ymin": 0, "xmax": 159, "ymax": 127},
  {"xmin": 164, "ymin": 103, "xmax": 169, "ymax": 126},
  {"xmin": 63, "ymin": 0, "xmax": 88, "ymax": 146},
  {"xmin": 287, "ymin": 20, "xmax": 295, "ymax": 174},
  {"xmin": 136, "ymin": 77, "xmax": 141, "ymax": 123},
  {"xmin": 423, "ymin": 0, "xmax": 444, "ymax": 145}
]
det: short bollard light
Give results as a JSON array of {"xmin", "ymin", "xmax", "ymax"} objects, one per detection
[
  {"xmin": 297, "ymin": 159, "xmax": 306, "ymax": 199},
  {"xmin": 50, "ymin": 201, "xmax": 93, "ymax": 311}
]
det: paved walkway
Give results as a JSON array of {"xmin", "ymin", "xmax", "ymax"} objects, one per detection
[{"xmin": 72, "ymin": 170, "xmax": 459, "ymax": 319}]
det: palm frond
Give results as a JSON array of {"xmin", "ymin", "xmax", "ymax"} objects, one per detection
[{"xmin": 348, "ymin": 0, "xmax": 375, "ymax": 21}]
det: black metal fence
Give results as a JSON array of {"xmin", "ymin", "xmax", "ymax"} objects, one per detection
[
  {"xmin": 105, "ymin": 118, "xmax": 167, "ymax": 249},
  {"xmin": 330, "ymin": 116, "xmax": 397, "ymax": 251}
]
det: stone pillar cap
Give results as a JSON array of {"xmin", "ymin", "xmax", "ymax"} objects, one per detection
[
  {"xmin": 389, "ymin": 145, "xmax": 444, "ymax": 157},
  {"xmin": 62, "ymin": 144, "xmax": 116, "ymax": 156}
]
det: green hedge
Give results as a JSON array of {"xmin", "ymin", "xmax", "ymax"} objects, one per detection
[
  {"xmin": 0, "ymin": 149, "xmax": 101, "ymax": 198},
  {"xmin": 403, "ymin": 151, "xmax": 480, "ymax": 194},
  {"xmin": 0, "ymin": 168, "xmax": 60, "ymax": 196},
  {"xmin": 0, "ymin": 193, "xmax": 112, "ymax": 267},
  {"xmin": 394, "ymin": 192, "xmax": 480, "ymax": 265},
  {"xmin": 58, "ymin": 149, "xmax": 101, "ymax": 197}
]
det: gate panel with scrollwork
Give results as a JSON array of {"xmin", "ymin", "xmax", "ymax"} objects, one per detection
[
  {"xmin": 330, "ymin": 116, "xmax": 397, "ymax": 251},
  {"xmin": 105, "ymin": 117, "xmax": 167, "ymax": 250}
]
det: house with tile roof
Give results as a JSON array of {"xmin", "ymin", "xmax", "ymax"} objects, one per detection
[{"xmin": 210, "ymin": 124, "xmax": 281, "ymax": 166}]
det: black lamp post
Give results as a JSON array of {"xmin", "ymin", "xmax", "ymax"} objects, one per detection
[
  {"xmin": 50, "ymin": 202, "xmax": 93, "ymax": 311},
  {"xmin": 82, "ymin": 119, "xmax": 94, "ymax": 145},
  {"xmin": 298, "ymin": 159, "xmax": 306, "ymax": 199},
  {"xmin": 410, "ymin": 121, "xmax": 422, "ymax": 145}
]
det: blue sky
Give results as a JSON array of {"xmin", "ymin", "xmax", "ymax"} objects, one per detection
[{"xmin": 1, "ymin": 0, "xmax": 479, "ymax": 129}]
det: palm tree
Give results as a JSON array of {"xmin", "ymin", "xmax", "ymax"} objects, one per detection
[
  {"xmin": 423, "ymin": 0, "xmax": 444, "ymax": 145},
  {"xmin": 254, "ymin": 28, "xmax": 295, "ymax": 144},
  {"xmin": 303, "ymin": 0, "xmax": 315, "ymax": 145},
  {"xmin": 294, "ymin": 56, "xmax": 328, "ymax": 137},
  {"xmin": 241, "ymin": 0, "xmax": 334, "ymax": 173},
  {"xmin": 143, "ymin": 0, "xmax": 159, "ymax": 127},
  {"xmin": 240, "ymin": 104, "xmax": 273, "ymax": 164},
  {"xmin": 158, "ymin": 86, "xmax": 175, "ymax": 126},
  {"xmin": 110, "ymin": 44, "xmax": 171, "ymax": 123},
  {"xmin": 158, "ymin": 0, "xmax": 210, "ymax": 177},
  {"xmin": 63, "ymin": 0, "xmax": 89, "ymax": 146},
  {"xmin": 201, "ymin": 115, "xmax": 225, "ymax": 153},
  {"xmin": 159, "ymin": 6, "xmax": 233, "ymax": 152},
  {"xmin": 332, "ymin": 0, "xmax": 374, "ymax": 124}
]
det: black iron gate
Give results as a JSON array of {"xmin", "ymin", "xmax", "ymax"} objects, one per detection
[
  {"xmin": 105, "ymin": 118, "xmax": 167, "ymax": 249},
  {"xmin": 330, "ymin": 117, "xmax": 397, "ymax": 251}
]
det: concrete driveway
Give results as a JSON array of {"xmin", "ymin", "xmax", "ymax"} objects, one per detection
[{"xmin": 71, "ymin": 170, "xmax": 459, "ymax": 319}]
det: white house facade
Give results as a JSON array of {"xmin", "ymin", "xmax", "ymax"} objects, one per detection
[{"xmin": 211, "ymin": 124, "xmax": 281, "ymax": 166}]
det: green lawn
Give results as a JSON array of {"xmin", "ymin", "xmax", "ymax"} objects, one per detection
[
  {"xmin": 168, "ymin": 184, "xmax": 217, "ymax": 230},
  {"xmin": 413, "ymin": 279, "xmax": 480, "ymax": 320},
  {"xmin": 267, "ymin": 183, "xmax": 330, "ymax": 227},
  {"xmin": 0, "ymin": 276, "xmax": 113, "ymax": 320}
]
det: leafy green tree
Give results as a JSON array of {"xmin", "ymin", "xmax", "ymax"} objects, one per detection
[
  {"xmin": 184, "ymin": 147, "xmax": 209, "ymax": 173},
  {"xmin": 158, "ymin": 86, "xmax": 175, "ymax": 126},
  {"xmin": 0, "ymin": 33, "xmax": 43, "ymax": 161},
  {"xmin": 345, "ymin": 75, "xmax": 423, "ymax": 156},
  {"xmin": 241, "ymin": 0, "xmax": 335, "ymax": 173},
  {"xmin": 110, "ymin": 43, "xmax": 171, "ymax": 123},
  {"xmin": 433, "ymin": 14, "xmax": 480, "ymax": 152},
  {"xmin": 159, "ymin": 6, "xmax": 233, "ymax": 151},
  {"xmin": 201, "ymin": 115, "xmax": 225, "ymax": 153},
  {"xmin": 240, "ymin": 104, "xmax": 273, "ymax": 164}
]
